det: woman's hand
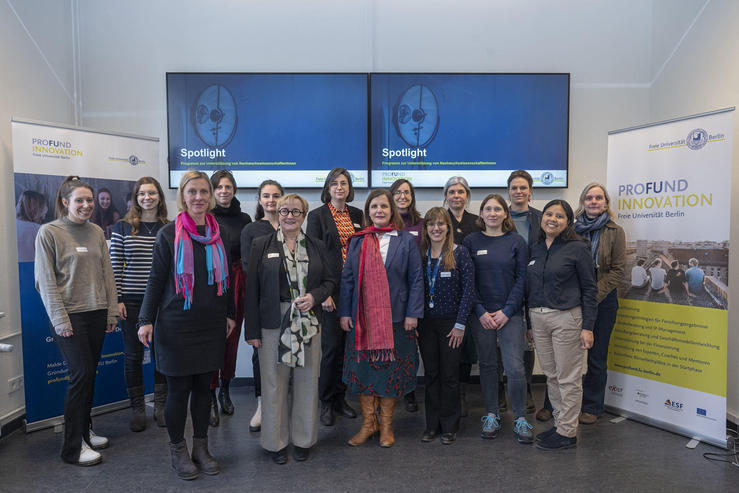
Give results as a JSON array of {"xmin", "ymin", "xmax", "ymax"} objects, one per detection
[
  {"xmin": 106, "ymin": 323, "xmax": 116, "ymax": 333},
  {"xmin": 404, "ymin": 317, "xmax": 417, "ymax": 332},
  {"xmin": 226, "ymin": 318, "xmax": 237, "ymax": 338},
  {"xmin": 479, "ymin": 312, "xmax": 497, "ymax": 330},
  {"xmin": 580, "ymin": 329, "xmax": 594, "ymax": 350},
  {"xmin": 55, "ymin": 322, "xmax": 73, "ymax": 338},
  {"xmin": 446, "ymin": 328, "xmax": 464, "ymax": 348},
  {"xmin": 340, "ymin": 317, "xmax": 353, "ymax": 332},
  {"xmin": 321, "ymin": 295, "xmax": 336, "ymax": 312},
  {"xmin": 490, "ymin": 310, "xmax": 509, "ymax": 329},
  {"xmin": 295, "ymin": 293, "xmax": 315, "ymax": 313},
  {"xmin": 138, "ymin": 324, "xmax": 153, "ymax": 348},
  {"xmin": 118, "ymin": 302, "xmax": 127, "ymax": 320},
  {"xmin": 526, "ymin": 329, "xmax": 534, "ymax": 344},
  {"xmin": 247, "ymin": 338, "xmax": 261, "ymax": 348}
]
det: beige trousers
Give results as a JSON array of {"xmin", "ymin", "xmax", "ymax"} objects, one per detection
[
  {"xmin": 258, "ymin": 304, "xmax": 321, "ymax": 452},
  {"xmin": 529, "ymin": 306, "xmax": 585, "ymax": 438}
]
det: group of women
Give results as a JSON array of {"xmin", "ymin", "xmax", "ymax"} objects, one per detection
[{"xmin": 33, "ymin": 167, "xmax": 625, "ymax": 478}]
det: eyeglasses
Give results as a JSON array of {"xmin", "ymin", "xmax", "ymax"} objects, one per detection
[
  {"xmin": 278, "ymin": 208, "xmax": 304, "ymax": 217},
  {"xmin": 136, "ymin": 191, "xmax": 159, "ymax": 198},
  {"xmin": 393, "ymin": 190, "xmax": 412, "ymax": 197}
]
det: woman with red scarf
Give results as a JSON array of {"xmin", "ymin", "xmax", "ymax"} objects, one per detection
[
  {"xmin": 138, "ymin": 171, "xmax": 235, "ymax": 480},
  {"xmin": 339, "ymin": 189, "xmax": 424, "ymax": 448}
]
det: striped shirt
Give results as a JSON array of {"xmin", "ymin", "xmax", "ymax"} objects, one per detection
[{"xmin": 109, "ymin": 220, "xmax": 163, "ymax": 302}]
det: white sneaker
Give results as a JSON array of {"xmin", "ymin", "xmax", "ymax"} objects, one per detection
[
  {"xmin": 78, "ymin": 441, "xmax": 102, "ymax": 466},
  {"xmin": 89, "ymin": 429, "xmax": 109, "ymax": 449},
  {"xmin": 249, "ymin": 396, "xmax": 262, "ymax": 431}
]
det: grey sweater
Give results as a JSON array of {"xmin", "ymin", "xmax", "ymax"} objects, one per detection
[{"xmin": 34, "ymin": 218, "xmax": 118, "ymax": 332}]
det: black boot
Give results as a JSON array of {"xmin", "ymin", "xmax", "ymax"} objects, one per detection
[
  {"xmin": 170, "ymin": 440, "xmax": 198, "ymax": 480},
  {"xmin": 404, "ymin": 391, "xmax": 419, "ymax": 413},
  {"xmin": 209, "ymin": 389, "xmax": 220, "ymax": 427},
  {"xmin": 153, "ymin": 383, "xmax": 167, "ymax": 428},
  {"xmin": 127, "ymin": 385, "xmax": 147, "ymax": 432},
  {"xmin": 191, "ymin": 437, "xmax": 220, "ymax": 475},
  {"xmin": 320, "ymin": 401, "xmax": 335, "ymax": 426},
  {"xmin": 218, "ymin": 380, "xmax": 234, "ymax": 415}
]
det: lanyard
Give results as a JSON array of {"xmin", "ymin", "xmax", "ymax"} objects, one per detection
[{"xmin": 426, "ymin": 247, "xmax": 441, "ymax": 308}]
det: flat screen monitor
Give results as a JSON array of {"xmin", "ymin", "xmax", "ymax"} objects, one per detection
[
  {"xmin": 166, "ymin": 73, "xmax": 369, "ymax": 188},
  {"xmin": 370, "ymin": 73, "xmax": 569, "ymax": 188}
]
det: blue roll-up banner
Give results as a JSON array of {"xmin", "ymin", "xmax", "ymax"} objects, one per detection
[{"xmin": 11, "ymin": 118, "xmax": 160, "ymax": 431}]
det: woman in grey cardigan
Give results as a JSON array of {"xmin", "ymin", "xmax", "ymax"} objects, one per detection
[{"xmin": 34, "ymin": 176, "xmax": 118, "ymax": 466}]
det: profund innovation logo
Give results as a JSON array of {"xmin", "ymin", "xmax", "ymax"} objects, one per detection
[{"xmin": 31, "ymin": 138, "xmax": 83, "ymax": 158}]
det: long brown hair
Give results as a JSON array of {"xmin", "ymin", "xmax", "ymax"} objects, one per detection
[
  {"xmin": 362, "ymin": 189, "xmax": 404, "ymax": 230},
  {"xmin": 123, "ymin": 176, "xmax": 169, "ymax": 235},
  {"xmin": 389, "ymin": 179, "xmax": 422, "ymax": 225},
  {"xmin": 420, "ymin": 207, "xmax": 456, "ymax": 270},
  {"xmin": 55, "ymin": 176, "xmax": 93, "ymax": 219}
]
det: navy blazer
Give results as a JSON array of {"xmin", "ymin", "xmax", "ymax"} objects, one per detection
[
  {"xmin": 306, "ymin": 203, "xmax": 363, "ymax": 297},
  {"xmin": 338, "ymin": 230, "xmax": 424, "ymax": 324},
  {"xmin": 244, "ymin": 231, "xmax": 337, "ymax": 341}
]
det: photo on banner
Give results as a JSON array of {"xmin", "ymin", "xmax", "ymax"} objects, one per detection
[
  {"xmin": 605, "ymin": 108, "xmax": 733, "ymax": 448},
  {"xmin": 11, "ymin": 118, "xmax": 159, "ymax": 430}
]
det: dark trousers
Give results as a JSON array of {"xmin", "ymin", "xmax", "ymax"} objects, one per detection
[
  {"xmin": 418, "ymin": 318, "xmax": 462, "ymax": 434},
  {"xmin": 52, "ymin": 310, "xmax": 107, "ymax": 463},
  {"xmin": 212, "ymin": 261, "xmax": 246, "ymax": 389},
  {"xmin": 581, "ymin": 289, "xmax": 619, "ymax": 415},
  {"xmin": 165, "ymin": 372, "xmax": 213, "ymax": 444},
  {"xmin": 119, "ymin": 300, "xmax": 165, "ymax": 389},
  {"xmin": 318, "ymin": 309, "xmax": 347, "ymax": 404}
]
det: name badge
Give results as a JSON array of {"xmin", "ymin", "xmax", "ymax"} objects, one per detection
[
  {"xmin": 476, "ymin": 249, "xmax": 487, "ymax": 256},
  {"xmin": 440, "ymin": 271, "xmax": 451, "ymax": 278},
  {"xmin": 76, "ymin": 247, "xmax": 88, "ymax": 253},
  {"xmin": 410, "ymin": 231, "xmax": 419, "ymax": 236},
  {"xmin": 353, "ymin": 223, "xmax": 361, "ymax": 229},
  {"xmin": 267, "ymin": 252, "xmax": 280, "ymax": 259},
  {"xmin": 528, "ymin": 260, "xmax": 536, "ymax": 266}
]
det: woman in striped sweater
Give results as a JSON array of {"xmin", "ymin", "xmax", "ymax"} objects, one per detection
[{"xmin": 110, "ymin": 176, "xmax": 169, "ymax": 431}]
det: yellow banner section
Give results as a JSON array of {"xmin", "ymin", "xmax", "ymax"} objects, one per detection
[{"xmin": 608, "ymin": 299, "xmax": 727, "ymax": 397}]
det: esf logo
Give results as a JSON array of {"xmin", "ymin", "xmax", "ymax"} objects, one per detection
[
  {"xmin": 608, "ymin": 385, "xmax": 623, "ymax": 395},
  {"xmin": 686, "ymin": 128, "xmax": 708, "ymax": 150},
  {"xmin": 664, "ymin": 399, "xmax": 683, "ymax": 411}
]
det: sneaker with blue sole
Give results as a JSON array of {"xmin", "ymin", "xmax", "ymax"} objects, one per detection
[
  {"xmin": 513, "ymin": 417, "xmax": 534, "ymax": 444},
  {"xmin": 480, "ymin": 413, "xmax": 501, "ymax": 439}
]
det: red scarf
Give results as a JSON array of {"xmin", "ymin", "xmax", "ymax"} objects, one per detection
[{"xmin": 352, "ymin": 226, "xmax": 394, "ymax": 361}]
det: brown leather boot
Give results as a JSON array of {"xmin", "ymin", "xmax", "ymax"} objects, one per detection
[
  {"xmin": 379, "ymin": 397, "xmax": 396, "ymax": 448},
  {"xmin": 348, "ymin": 394, "xmax": 379, "ymax": 446}
]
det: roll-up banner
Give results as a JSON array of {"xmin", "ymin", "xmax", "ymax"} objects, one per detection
[
  {"xmin": 11, "ymin": 118, "xmax": 159, "ymax": 431},
  {"xmin": 605, "ymin": 108, "xmax": 733, "ymax": 448}
]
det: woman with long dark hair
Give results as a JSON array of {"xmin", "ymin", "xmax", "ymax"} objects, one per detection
[
  {"xmin": 527, "ymin": 199, "xmax": 597, "ymax": 450},
  {"xmin": 339, "ymin": 189, "xmax": 424, "ymax": 448},
  {"xmin": 35, "ymin": 176, "xmax": 118, "ymax": 466},
  {"xmin": 110, "ymin": 176, "xmax": 169, "ymax": 432},
  {"xmin": 91, "ymin": 187, "xmax": 120, "ymax": 239},
  {"xmin": 138, "ymin": 171, "xmax": 235, "ymax": 479},
  {"xmin": 307, "ymin": 168, "xmax": 363, "ymax": 426},
  {"xmin": 241, "ymin": 179, "xmax": 284, "ymax": 432}
]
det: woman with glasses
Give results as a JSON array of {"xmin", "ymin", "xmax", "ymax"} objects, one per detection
[
  {"xmin": 306, "ymin": 168, "xmax": 363, "ymax": 427},
  {"xmin": 241, "ymin": 179, "xmax": 284, "ymax": 432},
  {"xmin": 110, "ymin": 177, "xmax": 169, "ymax": 432},
  {"xmin": 207, "ymin": 170, "xmax": 252, "ymax": 427},
  {"xmin": 245, "ymin": 194, "xmax": 336, "ymax": 464}
]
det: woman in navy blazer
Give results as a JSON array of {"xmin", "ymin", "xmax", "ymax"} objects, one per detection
[
  {"xmin": 339, "ymin": 189, "xmax": 424, "ymax": 448},
  {"xmin": 306, "ymin": 168, "xmax": 364, "ymax": 427},
  {"xmin": 244, "ymin": 194, "xmax": 337, "ymax": 464}
]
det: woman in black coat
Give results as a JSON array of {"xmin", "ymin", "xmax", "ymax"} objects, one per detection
[
  {"xmin": 306, "ymin": 167, "xmax": 363, "ymax": 426},
  {"xmin": 245, "ymin": 194, "xmax": 337, "ymax": 464}
]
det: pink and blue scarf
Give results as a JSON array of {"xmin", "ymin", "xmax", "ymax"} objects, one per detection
[{"xmin": 174, "ymin": 211, "xmax": 229, "ymax": 309}]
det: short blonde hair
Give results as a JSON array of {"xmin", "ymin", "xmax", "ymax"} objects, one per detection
[
  {"xmin": 176, "ymin": 171, "xmax": 215, "ymax": 212},
  {"xmin": 277, "ymin": 193, "xmax": 309, "ymax": 216}
]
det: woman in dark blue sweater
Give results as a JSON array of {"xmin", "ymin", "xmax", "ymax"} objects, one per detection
[
  {"xmin": 418, "ymin": 208, "xmax": 474, "ymax": 445},
  {"xmin": 463, "ymin": 194, "xmax": 533, "ymax": 444}
]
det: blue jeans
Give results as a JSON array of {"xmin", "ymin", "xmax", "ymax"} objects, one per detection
[
  {"xmin": 469, "ymin": 313, "xmax": 526, "ymax": 418},
  {"xmin": 581, "ymin": 289, "xmax": 619, "ymax": 415}
]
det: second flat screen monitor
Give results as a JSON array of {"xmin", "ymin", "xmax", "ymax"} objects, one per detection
[
  {"xmin": 370, "ymin": 73, "xmax": 570, "ymax": 188},
  {"xmin": 167, "ymin": 73, "xmax": 369, "ymax": 188}
]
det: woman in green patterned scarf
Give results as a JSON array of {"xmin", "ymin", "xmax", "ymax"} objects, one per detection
[{"xmin": 244, "ymin": 194, "xmax": 337, "ymax": 465}]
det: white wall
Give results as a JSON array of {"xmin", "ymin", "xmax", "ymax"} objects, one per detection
[
  {"xmin": 0, "ymin": 0, "xmax": 76, "ymax": 428},
  {"xmin": 649, "ymin": 0, "xmax": 739, "ymax": 422}
]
